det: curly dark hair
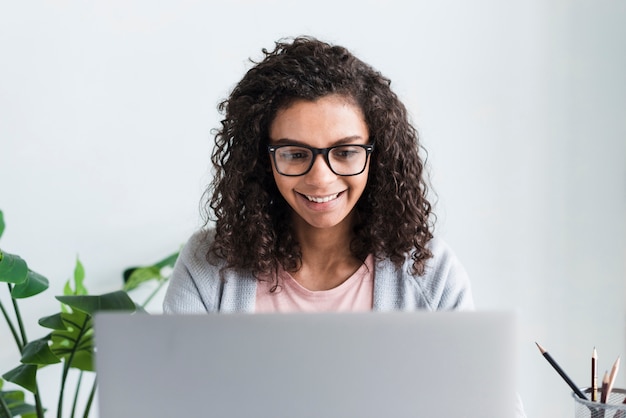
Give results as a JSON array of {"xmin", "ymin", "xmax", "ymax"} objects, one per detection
[{"xmin": 205, "ymin": 36, "xmax": 434, "ymax": 281}]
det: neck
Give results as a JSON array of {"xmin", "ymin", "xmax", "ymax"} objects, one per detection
[
  {"xmin": 292, "ymin": 213, "xmax": 354, "ymax": 257},
  {"xmin": 290, "ymin": 213, "xmax": 363, "ymax": 291}
]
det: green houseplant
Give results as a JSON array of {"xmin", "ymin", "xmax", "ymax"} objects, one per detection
[{"xmin": 0, "ymin": 209, "xmax": 178, "ymax": 417}]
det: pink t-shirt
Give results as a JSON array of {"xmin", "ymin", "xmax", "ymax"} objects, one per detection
[{"xmin": 255, "ymin": 254, "xmax": 374, "ymax": 312}]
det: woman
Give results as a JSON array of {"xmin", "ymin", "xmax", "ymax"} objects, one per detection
[{"xmin": 163, "ymin": 36, "xmax": 473, "ymax": 314}]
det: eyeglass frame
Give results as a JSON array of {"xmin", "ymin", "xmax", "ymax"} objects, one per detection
[{"xmin": 267, "ymin": 143, "xmax": 375, "ymax": 177}]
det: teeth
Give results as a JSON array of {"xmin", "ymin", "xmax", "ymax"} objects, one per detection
[{"xmin": 305, "ymin": 193, "xmax": 339, "ymax": 203}]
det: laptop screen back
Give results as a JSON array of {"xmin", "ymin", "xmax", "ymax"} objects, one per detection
[{"xmin": 95, "ymin": 311, "xmax": 517, "ymax": 418}]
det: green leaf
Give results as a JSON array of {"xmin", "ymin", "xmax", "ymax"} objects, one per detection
[
  {"xmin": 0, "ymin": 210, "xmax": 5, "ymax": 240},
  {"xmin": 10, "ymin": 270, "xmax": 49, "ymax": 299},
  {"xmin": 38, "ymin": 313, "xmax": 66, "ymax": 330},
  {"xmin": 154, "ymin": 251, "xmax": 179, "ymax": 270},
  {"xmin": 0, "ymin": 395, "xmax": 10, "ymax": 418},
  {"xmin": 0, "ymin": 389, "xmax": 37, "ymax": 417},
  {"xmin": 64, "ymin": 257, "xmax": 87, "ymax": 297},
  {"xmin": 20, "ymin": 335, "xmax": 61, "ymax": 366},
  {"xmin": 62, "ymin": 280, "xmax": 72, "ymax": 297},
  {"xmin": 0, "ymin": 252, "xmax": 28, "ymax": 285},
  {"xmin": 73, "ymin": 258, "xmax": 86, "ymax": 294},
  {"xmin": 0, "ymin": 385, "xmax": 9, "ymax": 418},
  {"xmin": 123, "ymin": 251, "xmax": 179, "ymax": 291},
  {"xmin": 57, "ymin": 349, "xmax": 93, "ymax": 372},
  {"xmin": 56, "ymin": 291, "xmax": 137, "ymax": 315},
  {"xmin": 12, "ymin": 405, "xmax": 38, "ymax": 417},
  {"xmin": 49, "ymin": 310, "xmax": 94, "ymax": 372},
  {"xmin": 2, "ymin": 365, "xmax": 38, "ymax": 394},
  {"xmin": 123, "ymin": 266, "xmax": 161, "ymax": 291}
]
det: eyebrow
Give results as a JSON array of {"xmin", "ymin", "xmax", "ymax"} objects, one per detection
[{"xmin": 269, "ymin": 135, "xmax": 368, "ymax": 146}]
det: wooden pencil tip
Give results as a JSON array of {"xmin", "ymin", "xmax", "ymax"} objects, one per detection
[{"xmin": 535, "ymin": 342, "xmax": 546, "ymax": 353}]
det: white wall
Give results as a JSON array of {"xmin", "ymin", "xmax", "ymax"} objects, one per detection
[{"xmin": 1, "ymin": 1, "xmax": 624, "ymax": 417}]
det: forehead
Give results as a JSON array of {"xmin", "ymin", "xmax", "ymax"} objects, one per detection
[{"xmin": 269, "ymin": 95, "xmax": 369, "ymax": 146}]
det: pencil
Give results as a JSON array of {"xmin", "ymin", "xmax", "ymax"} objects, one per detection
[
  {"xmin": 535, "ymin": 342, "xmax": 588, "ymax": 400},
  {"xmin": 601, "ymin": 356, "xmax": 620, "ymax": 403},
  {"xmin": 592, "ymin": 347, "xmax": 598, "ymax": 402},
  {"xmin": 600, "ymin": 371, "xmax": 609, "ymax": 403}
]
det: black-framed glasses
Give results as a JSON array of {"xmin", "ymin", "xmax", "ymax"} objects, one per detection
[{"xmin": 267, "ymin": 143, "xmax": 374, "ymax": 176}]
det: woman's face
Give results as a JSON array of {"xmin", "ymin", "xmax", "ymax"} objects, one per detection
[{"xmin": 268, "ymin": 94, "xmax": 370, "ymax": 232}]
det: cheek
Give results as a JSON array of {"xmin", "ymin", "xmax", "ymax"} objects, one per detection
[
  {"xmin": 355, "ymin": 178, "xmax": 368, "ymax": 198},
  {"xmin": 354, "ymin": 168, "xmax": 370, "ymax": 194}
]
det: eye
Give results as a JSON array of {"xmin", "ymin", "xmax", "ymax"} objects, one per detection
[
  {"xmin": 278, "ymin": 147, "xmax": 311, "ymax": 161},
  {"xmin": 331, "ymin": 146, "xmax": 362, "ymax": 160}
]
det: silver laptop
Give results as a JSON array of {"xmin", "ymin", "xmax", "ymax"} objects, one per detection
[{"xmin": 95, "ymin": 311, "xmax": 517, "ymax": 418}]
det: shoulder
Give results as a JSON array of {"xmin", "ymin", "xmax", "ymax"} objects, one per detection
[
  {"xmin": 424, "ymin": 237, "xmax": 466, "ymax": 281},
  {"xmin": 163, "ymin": 229, "xmax": 257, "ymax": 313},
  {"xmin": 179, "ymin": 229, "xmax": 217, "ymax": 263},
  {"xmin": 163, "ymin": 229, "xmax": 224, "ymax": 313},
  {"xmin": 374, "ymin": 237, "xmax": 474, "ymax": 311},
  {"xmin": 416, "ymin": 237, "xmax": 474, "ymax": 310},
  {"xmin": 175, "ymin": 229, "xmax": 230, "ymax": 277}
]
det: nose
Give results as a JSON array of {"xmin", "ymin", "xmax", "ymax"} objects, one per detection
[{"xmin": 304, "ymin": 154, "xmax": 336, "ymax": 185}]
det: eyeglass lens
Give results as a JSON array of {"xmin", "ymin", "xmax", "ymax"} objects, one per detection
[{"xmin": 274, "ymin": 145, "xmax": 369, "ymax": 176}]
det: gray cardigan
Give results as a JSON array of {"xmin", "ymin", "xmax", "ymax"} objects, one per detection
[
  {"xmin": 163, "ymin": 230, "xmax": 475, "ymax": 313},
  {"xmin": 162, "ymin": 232, "xmax": 529, "ymax": 417}
]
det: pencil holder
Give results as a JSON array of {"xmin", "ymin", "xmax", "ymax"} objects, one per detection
[{"xmin": 573, "ymin": 388, "xmax": 626, "ymax": 418}]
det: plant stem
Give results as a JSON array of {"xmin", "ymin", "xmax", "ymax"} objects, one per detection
[
  {"xmin": 0, "ymin": 395, "xmax": 12, "ymax": 418},
  {"xmin": 70, "ymin": 371, "xmax": 83, "ymax": 418},
  {"xmin": 33, "ymin": 390, "xmax": 45, "ymax": 418},
  {"xmin": 141, "ymin": 278, "xmax": 167, "ymax": 309},
  {"xmin": 58, "ymin": 361, "xmax": 70, "ymax": 418},
  {"xmin": 0, "ymin": 296, "xmax": 23, "ymax": 351},
  {"xmin": 4, "ymin": 284, "xmax": 45, "ymax": 417},
  {"xmin": 8, "ymin": 284, "xmax": 28, "ymax": 346},
  {"xmin": 57, "ymin": 315, "xmax": 90, "ymax": 418},
  {"xmin": 82, "ymin": 378, "xmax": 97, "ymax": 418}
]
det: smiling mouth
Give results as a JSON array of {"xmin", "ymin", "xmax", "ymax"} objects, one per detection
[{"xmin": 302, "ymin": 192, "xmax": 341, "ymax": 203}]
